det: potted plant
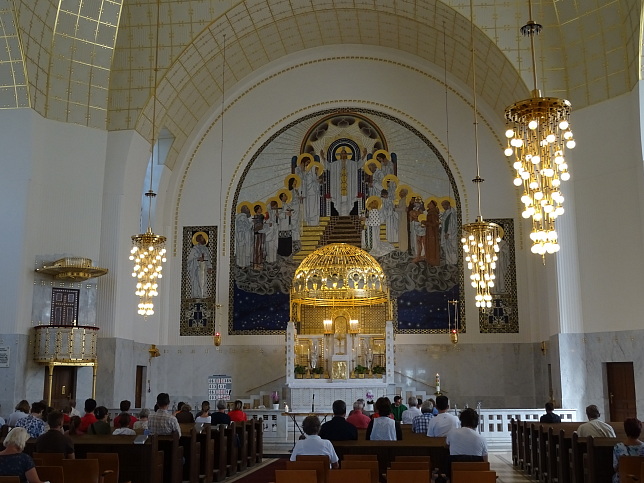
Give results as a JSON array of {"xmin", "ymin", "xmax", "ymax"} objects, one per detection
[
  {"xmin": 294, "ymin": 364, "xmax": 306, "ymax": 379},
  {"xmin": 312, "ymin": 366, "xmax": 324, "ymax": 378},
  {"xmin": 271, "ymin": 391, "xmax": 280, "ymax": 410},
  {"xmin": 372, "ymin": 365, "xmax": 385, "ymax": 377},
  {"xmin": 354, "ymin": 364, "xmax": 368, "ymax": 378},
  {"xmin": 365, "ymin": 390, "xmax": 375, "ymax": 411}
]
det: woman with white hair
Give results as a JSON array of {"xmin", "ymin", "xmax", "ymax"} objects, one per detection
[{"xmin": 0, "ymin": 427, "xmax": 48, "ymax": 482}]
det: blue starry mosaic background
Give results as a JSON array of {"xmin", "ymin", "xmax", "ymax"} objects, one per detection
[
  {"xmin": 233, "ymin": 285, "xmax": 289, "ymax": 331},
  {"xmin": 397, "ymin": 284, "xmax": 460, "ymax": 330}
]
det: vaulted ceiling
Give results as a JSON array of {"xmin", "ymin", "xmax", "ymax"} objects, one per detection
[{"xmin": 1, "ymin": 0, "xmax": 640, "ymax": 168}]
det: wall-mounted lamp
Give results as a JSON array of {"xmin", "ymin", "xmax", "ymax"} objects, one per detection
[
  {"xmin": 148, "ymin": 344, "xmax": 160, "ymax": 361},
  {"xmin": 540, "ymin": 341, "xmax": 547, "ymax": 355},
  {"xmin": 213, "ymin": 332, "xmax": 221, "ymax": 347}
]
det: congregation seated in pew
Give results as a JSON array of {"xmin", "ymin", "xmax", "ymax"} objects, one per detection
[
  {"xmin": 291, "ymin": 416, "xmax": 339, "ymax": 469},
  {"xmin": 613, "ymin": 418, "xmax": 644, "ymax": 483}
]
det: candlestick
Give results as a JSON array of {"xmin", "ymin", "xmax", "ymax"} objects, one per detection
[{"xmin": 436, "ymin": 373, "xmax": 441, "ymax": 394}]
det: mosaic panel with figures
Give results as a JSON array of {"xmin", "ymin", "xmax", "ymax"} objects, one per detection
[
  {"xmin": 478, "ymin": 218, "xmax": 519, "ymax": 333},
  {"xmin": 180, "ymin": 226, "xmax": 218, "ymax": 336},
  {"xmin": 228, "ymin": 108, "xmax": 467, "ymax": 335}
]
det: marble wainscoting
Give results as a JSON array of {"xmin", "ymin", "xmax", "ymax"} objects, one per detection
[
  {"xmin": 554, "ymin": 330, "xmax": 644, "ymax": 420},
  {"xmin": 392, "ymin": 342, "xmax": 544, "ymax": 409}
]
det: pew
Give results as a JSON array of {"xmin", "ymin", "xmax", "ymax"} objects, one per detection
[
  {"xmin": 236, "ymin": 420, "xmax": 248, "ymax": 472},
  {"xmin": 510, "ymin": 418, "xmax": 518, "ymax": 467},
  {"xmin": 179, "ymin": 424, "xmax": 201, "ymax": 483},
  {"xmin": 211, "ymin": 424, "xmax": 228, "ymax": 482},
  {"xmin": 245, "ymin": 419, "xmax": 256, "ymax": 467},
  {"xmin": 586, "ymin": 436, "xmax": 619, "ymax": 483},
  {"xmin": 157, "ymin": 431, "xmax": 184, "ymax": 483},
  {"xmin": 32, "ymin": 434, "xmax": 164, "ymax": 483},
  {"xmin": 254, "ymin": 418, "xmax": 264, "ymax": 463},
  {"xmin": 332, "ymin": 435, "xmax": 448, "ymax": 479},
  {"xmin": 225, "ymin": 422, "xmax": 238, "ymax": 477},
  {"xmin": 198, "ymin": 424, "xmax": 214, "ymax": 483}
]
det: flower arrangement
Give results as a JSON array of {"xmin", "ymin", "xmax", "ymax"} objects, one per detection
[
  {"xmin": 366, "ymin": 390, "xmax": 375, "ymax": 405},
  {"xmin": 271, "ymin": 391, "xmax": 280, "ymax": 404}
]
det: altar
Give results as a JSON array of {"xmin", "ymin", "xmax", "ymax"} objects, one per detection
[{"xmin": 284, "ymin": 244, "xmax": 395, "ymax": 412}]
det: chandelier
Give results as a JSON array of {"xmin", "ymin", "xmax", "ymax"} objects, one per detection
[
  {"xmin": 503, "ymin": 0, "xmax": 575, "ymax": 256},
  {"xmin": 130, "ymin": 0, "xmax": 166, "ymax": 317},
  {"xmin": 460, "ymin": 0, "xmax": 503, "ymax": 309}
]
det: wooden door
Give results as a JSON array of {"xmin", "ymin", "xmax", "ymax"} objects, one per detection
[
  {"xmin": 45, "ymin": 366, "xmax": 76, "ymax": 409},
  {"xmin": 607, "ymin": 362, "xmax": 636, "ymax": 421}
]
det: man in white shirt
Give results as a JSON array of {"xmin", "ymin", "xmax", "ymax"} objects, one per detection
[
  {"xmin": 447, "ymin": 408, "xmax": 487, "ymax": 461},
  {"xmin": 577, "ymin": 404, "xmax": 616, "ymax": 437},
  {"xmin": 401, "ymin": 396, "xmax": 422, "ymax": 424},
  {"xmin": 427, "ymin": 395, "xmax": 460, "ymax": 437}
]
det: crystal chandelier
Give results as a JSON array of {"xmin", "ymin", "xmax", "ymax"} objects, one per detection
[
  {"xmin": 503, "ymin": 0, "xmax": 575, "ymax": 256},
  {"xmin": 130, "ymin": 0, "xmax": 166, "ymax": 317},
  {"xmin": 460, "ymin": 0, "xmax": 503, "ymax": 309}
]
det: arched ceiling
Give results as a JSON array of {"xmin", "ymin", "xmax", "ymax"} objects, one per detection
[{"xmin": 1, "ymin": 0, "xmax": 640, "ymax": 169}]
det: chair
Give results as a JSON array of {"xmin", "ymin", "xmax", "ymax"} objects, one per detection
[
  {"xmin": 0, "ymin": 477, "xmax": 20, "ymax": 483},
  {"xmin": 389, "ymin": 461, "xmax": 431, "ymax": 470},
  {"xmin": 386, "ymin": 469, "xmax": 431, "ymax": 483},
  {"xmin": 343, "ymin": 454, "xmax": 378, "ymax": 461},
  {"xmin": 619, "ymin": 456, "xmax": 644, "ymax": 483},
  {"xmin": 61, "ymin": 459, "xmax": 100, "ymax": 483},
  {"xmin": 86, "ymin": 452, "xmax": 121, "ymax": 483},
  {"xmin": 451, "ymin": 470, "xmax": 497, "ymax": 483},
  {"xmin": 275, "ymin": 469, "xmax": 318, "ymax": 483},
  {"xmin": 340, "ymin": 460, "xmax": 379, "ymax": 483},
  {"xmin": 327, "ymin": 468, "xmax": 371, "ymax": 483},
  {"xmin": 286, "ymin": 460, "xmax": 326, "ymax": 483},
  {"xmin": 297, "ymin": 454, "xmax": 331, "ymax": 466},
  {"xmin": 33, "ymin": 452, "xmax": 65, "ymax": 466},
  {"xmin": 36, "ymin": 465, "xmax": 65, "ymax": 483},
  {"xmin": 451, "ymin": 461, "xmax": 491, "ymax": 472}
]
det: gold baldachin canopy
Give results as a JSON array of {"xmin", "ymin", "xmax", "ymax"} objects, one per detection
[{"xmin": 291, "ymin": 243, "xmax": 388, "ymax": 307}]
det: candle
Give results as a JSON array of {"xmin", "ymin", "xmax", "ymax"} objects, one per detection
[{"xmin": 436, "ymin": 373, "xmax": 441, "ymax": 393}]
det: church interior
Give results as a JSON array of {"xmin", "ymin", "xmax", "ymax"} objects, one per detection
[{"xmin": 1, "ymin": 0, "xmax": 643, "ymax": 431}]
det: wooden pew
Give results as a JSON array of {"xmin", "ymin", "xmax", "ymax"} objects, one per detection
[
  {"xmin": 510, "ymin": 418, "xmax": 519, "ymax": 467},
  {"xmin": 179, "ymin": 424, "xmax": 201, "ymax": 483},
  {"xmin": 225, "ymin": 422, "xmax": 238, "ymax": 477},
  {"xmin": 157, "ymin": 432, "xmax": 184, "ymax": 483},
  {"xmin": 586, "ymin": 436, "xmax": 619, "ymax": 483},
  {"xmin": 236, "ymin": 420, "xmax": 248, "ymax": 472},
  {"xmin": 197, "ymin": 424, "xmax": 214, "ymax": 483},
  {"xmin": 245, "ymin": 419, "xmax": 256, "ymax": 467},
  {"xmin": 539, "ymin": 422, "xmax": 583, "ymax": 483},
  {"xmin": 254, "ymin": 418, "xmax": 263, "ymax": 463},
  {"xmin": 28, "ymin": 434, "xmax": 164, "ymax": 483},
  {"xmin": 211, "ymin": 424, "xmax": 228, "ymax": 482},
  {"xmin": 332, "ymin": 435, "xmax": 448, "ymax": 479},
  {"xmin": 570, "ymin": 432, "xmax": 587, "ymax": 483}
]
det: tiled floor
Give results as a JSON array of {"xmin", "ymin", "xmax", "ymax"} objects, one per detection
[{"xmin": 490, "ymin": 452, "xmax": 533, "ymax": 482}]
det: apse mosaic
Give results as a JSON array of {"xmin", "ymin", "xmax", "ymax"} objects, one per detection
[
  {"xmin": 222, "ymin": 108, "xmax": 517, "ymax": 336},
  {"xmin": 180, "ymin": 226, "xmax": 217, "ymax": 336}
]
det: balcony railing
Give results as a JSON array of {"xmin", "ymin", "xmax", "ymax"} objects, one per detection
[{"xmin": 33, "ymin": 324, "xmax": 99, "ymax": 365}]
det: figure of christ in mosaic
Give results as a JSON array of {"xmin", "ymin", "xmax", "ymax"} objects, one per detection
[{"xmin": 325, "ymin": 146, "xmax": 360, "ymax": 216}]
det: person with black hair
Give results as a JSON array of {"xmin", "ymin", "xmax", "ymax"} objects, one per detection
[
  {"xmin": 445, "ymin": 408, "xmax": 487, "ymax": 479},
  {"xmin": 391, "ymin": 395, "xmax": 407, "ymax": 422},
  {"xmin": 210, "ymin": 400, "xmax": 231, "ymax": 425},
  {"xmin": 88, "ymin": 406, "xmax": 111, "ymax": 435},
  {"xmin": 366, "ymin": 397, "xmax": 402, "ymax": 441},
  {"xmin": 113, "ymin": 400, "xmax": 138, "ymax": 429},
  {"xmin": 78, "ymin": 398, "xmax": 97, "ymax": 433},
  {"xmin": 426, "ymin": 395, "xmax": 460, "ymax": 437},
  {"xmin": 148, "ymin": 393, "xmax": 180, "ymax": 435},
  {"xmin": 15, "ymin": 402, "xmax": 46, "ymax": 438},
  {"xmin": 290, "ymin": 416, "xmax": 339, "ymax": 468},
  {"xmin": 319, "ymin": 400, "xmax": 357, "ymax": 441},
  {"xmin": 540, "ymin": 402, "xmax": 561, "ymax": 423},
  {"xmin": 613, "ymin": 418, "xmax": 644, "ymax": 483},
  {"xmin": 35, "ymin": 411, "xmax": 75, "ymax": 458}
]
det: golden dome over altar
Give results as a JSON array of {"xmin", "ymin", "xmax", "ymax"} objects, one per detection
[{"xmin": 291, "ymin": 243, "xmax": 389, "ymax": 307}]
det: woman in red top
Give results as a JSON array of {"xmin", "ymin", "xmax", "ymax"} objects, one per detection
[{"xmin": 228, "ymin": 400, "xmax": 247, "ymax": 422}]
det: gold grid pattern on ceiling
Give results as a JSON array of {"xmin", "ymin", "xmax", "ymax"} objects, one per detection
[{"xmin": 0, "ymin": 1, "xmax": 637, "ymax": 139}]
